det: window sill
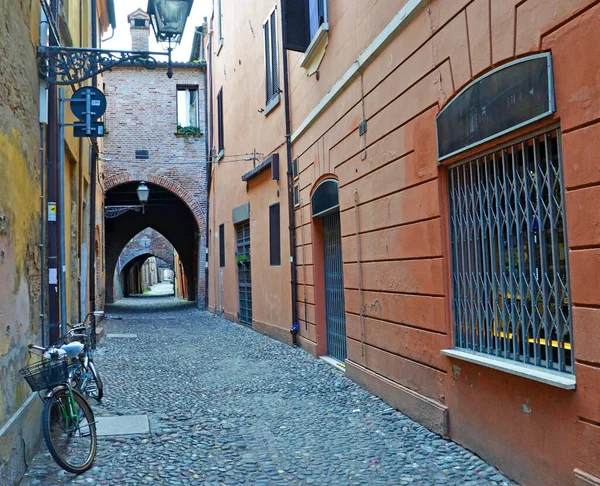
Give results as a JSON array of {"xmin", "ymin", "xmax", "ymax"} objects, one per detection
[
  {"xmin": 441, "ymin": 348, "xmax": 576, "ymax": 390},
  {"xmin": 263, "ymin": 93, "xmax": 280, "ymax": 116},
  {"xmin": 300, "ymin": 23, "xmax": 329, "ymax": 75},
  {"xmin": 216, "ymin": 38, "xmax": 224, "ymax": 56},
  {"xmin": 215, "ymin": 149, "xmax": 224, "ymax": 162}
]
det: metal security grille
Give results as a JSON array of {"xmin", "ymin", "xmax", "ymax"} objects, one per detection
[
  {"xmin": 236, "ymin": 222, "xmax": 252, "ymax": 326},
  {"xmin": 449, "ymin": 129, "xmax": 573, "ymax": 373},
  {"xmin": 323, "ymin": 212, "xmax": 347, "ymax": 362}
]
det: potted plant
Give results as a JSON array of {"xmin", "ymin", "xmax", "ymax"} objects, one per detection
[
  {"xmin": 176, "ymin": 124, "xmax": 203, "ymax": 143},
  {"xmin": 235, "ymin": 253, "xmax": 250, "ymax": 269}
]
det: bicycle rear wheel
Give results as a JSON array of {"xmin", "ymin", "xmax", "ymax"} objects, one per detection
[{"xmin": 42, "ymin": 387, "xmax": 97, "ymax": 474}]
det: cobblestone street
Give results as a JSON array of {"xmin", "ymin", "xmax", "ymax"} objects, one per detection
[{"xmin": 20, "ymin": 285, "xmax": 515, "ymax": 485}]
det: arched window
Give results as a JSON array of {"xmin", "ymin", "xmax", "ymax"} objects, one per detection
[{"xmin": 311, "ymin": 179, "xmax": 339, "ymax": 218}]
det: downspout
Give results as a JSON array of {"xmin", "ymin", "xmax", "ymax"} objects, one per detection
[
  {"xmin": 203, "ymin": 25, "xmax": 210, "ymax": 308},
  {"xmin": 280, "ymin": 5, "xmax": 299, "ymax": 344},
  {"xmin": 88, "ymin": 0, "xmax": 98, "ymax": 347},
  {"xmin": 39, "ymin": 7, "xmax": 49, "ymax": 346},
  {"xmin": 47, "ymin": 0, "xmax": 60, "ymax": 344}
]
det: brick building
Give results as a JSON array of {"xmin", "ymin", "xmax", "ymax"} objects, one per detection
[
  {"xmin": 102, "ymin": 9, "xmax": 207, "ymax": 306},
  {"xmin": 206, "ymin": 0, "xmax": 600, "ymax": 484}
]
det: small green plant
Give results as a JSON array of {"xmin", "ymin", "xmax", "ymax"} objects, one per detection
[
  {"xmin": 176, "ymin": 125, "xmax": 203, "ymax": 143},
  {"xmin": 235, "ymin": 253, "xmax": 250, "ymax": 266}
]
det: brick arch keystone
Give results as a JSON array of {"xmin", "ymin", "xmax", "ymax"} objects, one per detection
[{"xmin": 104, "ymin": 173, "xmax": 204, "ymax": 227}]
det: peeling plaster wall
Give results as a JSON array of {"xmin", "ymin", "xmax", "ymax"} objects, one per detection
[{"xmin": 0, "ymin": 0, "xmax": 43, "ymax": 481}]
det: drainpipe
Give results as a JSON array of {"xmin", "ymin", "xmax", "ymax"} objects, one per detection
[
  {"xmin": 47, "ymin": 0, "xmax": 60, "ymax": 344},
  {"xmin": 89, "ymin": 0, "xmax": 98, "ymax": 347},
  {"xmin": 280, "ymin": 4, "xmax": 299, "ymax": 343},
  {"xmin": 203, "ymin": 24, "xmax": 210, "ymax": 308},
  {"xmin": 58, "ymin": 88, "xmax": 67, "ymax": 336}
]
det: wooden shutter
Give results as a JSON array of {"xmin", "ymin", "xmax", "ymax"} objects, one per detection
[
  {"xmin": 269, "ymin": 203, "xmax": 281, "ymax": 266},
  {"xmin": 281, "ymin": 0, "xmax": 310, "ymax": 53},
  {"xmin": 264, "ymin": 19, "xmax": 273, "ymax": 102},
  {"xmin": 270, "ymin": 10, "xmax": 279, "ymax": 97},
  {"xmin": 217, "ymin": 88, "xmax": 224, "ymax": 152},
  {"xmin": 219, "ymin": 223, "xmax": 225, "ymax": 267}
]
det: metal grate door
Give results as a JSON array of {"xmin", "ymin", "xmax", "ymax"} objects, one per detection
[
  {"xmin": 323, "ymin": 212, "xmax": 346, "ymax": 361},
  {"xmin": 236, "ymin": 221, "xmax": 252, "ymax": 326}
]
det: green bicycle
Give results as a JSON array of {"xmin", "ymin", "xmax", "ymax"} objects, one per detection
[{"xmin": 21, "ymin": 340, "xmax": 97, "ymax": 474}]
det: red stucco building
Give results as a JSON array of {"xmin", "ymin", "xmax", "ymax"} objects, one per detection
[{"xmin": 206, "ymin": 1, "xmax": 600, "ymax": 484}]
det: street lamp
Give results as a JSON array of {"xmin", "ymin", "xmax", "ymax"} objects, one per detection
[
  {"xmin": 147, "ymin": 0, "xmax": 194, "ymax": 78},
  {"xmin": 105, "ymin": 182, "xmax": 151, "ymax": 219},
  {"xmin": 38, "ymin": 0, "xmax": 196, "ymax": 85},
  {"xmin": 136, "ymin": 181, "xmax": 151, "ymax": 205}
]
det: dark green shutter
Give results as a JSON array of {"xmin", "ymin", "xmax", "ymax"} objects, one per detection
[
  {"xmin": 269, "ymin": 203, "xmax": 281, "ymax": 266},
  {"xmin": 281, "ymin": 0, "xmax": 310, "ymax": 53}
]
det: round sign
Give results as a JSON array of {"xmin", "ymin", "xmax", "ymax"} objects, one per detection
[{"xmin": 69, "ymin": 86, "xmax": 107, "ymax": 121}]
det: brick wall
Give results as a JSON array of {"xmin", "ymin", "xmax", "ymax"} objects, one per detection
[
  {"xmin": 102, "ymin": 63, "xmax": 208, "ymax": 305},
  {"xmin": 117, "ymin": 228, "xmax": 174, "ymax": 272}
]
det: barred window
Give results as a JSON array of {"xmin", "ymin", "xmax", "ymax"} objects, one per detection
[{"xmin": 448, "ymin": 129, "xmax": 573, "ymax": 373}]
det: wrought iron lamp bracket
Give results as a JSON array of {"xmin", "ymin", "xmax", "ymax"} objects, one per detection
[
  {"xmin": 38, "ymin": 46, "xmax": 171, "ymax": 85},
  {"xmin": 105, "ymin": 205, "xmax": 144, "ymax": 219}
]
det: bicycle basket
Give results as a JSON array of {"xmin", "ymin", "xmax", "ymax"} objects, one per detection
[{"xmin": 20, "ymin": 358, "xmax": 69, "ymax": 392}]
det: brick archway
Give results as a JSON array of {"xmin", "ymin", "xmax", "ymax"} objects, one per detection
[
  {"xmin": 104, "ymin": 173, "xmax": 205, "ymax": 227},
  {"xmin": 120, "ymin": 249, "xmax": 173, "ymax": 272}
]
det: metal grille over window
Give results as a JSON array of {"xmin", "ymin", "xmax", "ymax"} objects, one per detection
[{"xmin": 448, "ymin": 129, "xmax": 573, "ymax": 373}]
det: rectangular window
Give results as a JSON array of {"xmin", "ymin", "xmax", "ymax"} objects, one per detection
[
  {"xmin": 219, "ymin": 223, "xmax": 225, "ymax": 267},
  {"xmin": 294, "ymin": 183, "xmax": 300, "ymax": 207},
  {"xmin": 217, "ymin": 0, "xmax": 223, "ymax": 42},
  {"xmin": 263, "ymin": 6, "xmax": 280, "ymax": 106},
  {"xmin": 448, "ymin": 129, "xmax": 573, "ymax": 373},
  {"xmin": 135, "ymin": 150, "xmax": 149, "ymax": 160},
  {"xmin": 308, "ymin": 0, "xmax": 325, "ymax": 38},
  {"xmin": 292, "ymin": 158, "xmax": 299, "ymax": 179},
  {"xmin": 282, "ymin": 0, "xmax": 327, "ymax": 52},
  {"xmin": 177, "ymin": 86, "xmax": 199, "ymax": 128},
  {"xmin": 269, "ymin": 203, "xmax": 281, "ymax": 266},
  {"xmin": 217, "ymin": 88, "xmax": 224, "ymax": 153}
]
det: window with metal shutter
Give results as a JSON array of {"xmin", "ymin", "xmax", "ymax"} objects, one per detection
[
  {"xmin": 219, "ymin": 223, "xmax": 225, "ymax": 267},
  {"xmin": 281, "ymin": 0, "xmax": 310, "ymax": 53},
  {"xmin": 269, "ymin": 203, "xmax": 281, "ymax": 266}
]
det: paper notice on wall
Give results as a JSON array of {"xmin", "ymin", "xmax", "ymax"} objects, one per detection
[
  {"xmin": 49, "ymin": 268, "xmax": 57, "ymax": 285},
  {"xmin": 48, "ymin": 202, "xmax": 56, "ymax": 222}
]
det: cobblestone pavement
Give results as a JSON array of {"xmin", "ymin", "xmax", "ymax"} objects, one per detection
[{"xmin": 20, "ymin": 286, "xmax": 517, "ymax": 486}]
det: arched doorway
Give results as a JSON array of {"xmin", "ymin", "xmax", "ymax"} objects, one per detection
[
  {"xmin": 312, "ymin": 178, "xmax": 347, "ymax": 362},
  {"xmin": 104, "ymin": 181, "xmax": 199, "ymax": 304}
]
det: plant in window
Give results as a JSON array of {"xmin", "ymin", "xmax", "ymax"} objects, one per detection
[
  {"xmin": 235, "ymin": 253, "xmax": 250, "ymax": 268},
  {"xmin": 176, "ymin": 124, "xmax": 203, "ymax": 143}
]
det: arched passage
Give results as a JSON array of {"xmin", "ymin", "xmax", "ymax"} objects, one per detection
[
  {"xmin": 105, "ymin": 181, "xmax": 200, "ymax": 303},
  {"xmin": 117, "ymin": 253, "xmax": 173, "ymax": 297}
]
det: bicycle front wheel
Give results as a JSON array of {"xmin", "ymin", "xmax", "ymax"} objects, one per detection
[
  {"xmin": 87, "ymin": 360, "xmax": 103, "ymax": 401},
  {"xmin": 42, "ymin": 387, "xmax": 97, "ymax": 474}
]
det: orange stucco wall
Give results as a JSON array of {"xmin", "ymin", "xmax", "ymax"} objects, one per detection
[
  {"xmin": 289, "ymin": 1, "xmax": 600, "ymax": 485},
  {"xmin": 207, "ymin": 0, "xmax": 293, "ymax": 340}
]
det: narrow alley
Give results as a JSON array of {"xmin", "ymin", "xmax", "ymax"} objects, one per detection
[{"xmin": 20, "ymin": 286, "xmax": 513, "ymax": 486}]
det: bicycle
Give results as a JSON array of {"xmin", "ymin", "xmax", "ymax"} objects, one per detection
[
  {"xmin": 65, "ymin": 313, "xmax": 104, "ymax": 402},
  {"xmin": 20, "ymin": 339, "xmax": 98, "ymax": 473}
]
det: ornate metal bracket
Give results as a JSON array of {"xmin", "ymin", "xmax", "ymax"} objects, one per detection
[
  {"xmin": 38, "ymin": 46, "xmax": 169, "ymax": 85},
  {"xmin": 105, "ymin": 206, "xmax": 143, "ymax": 219}
]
